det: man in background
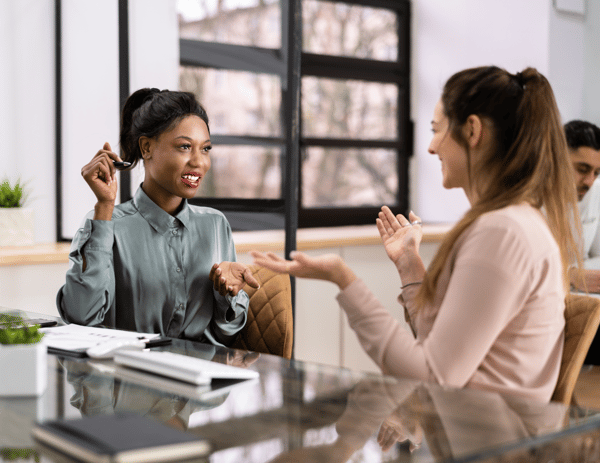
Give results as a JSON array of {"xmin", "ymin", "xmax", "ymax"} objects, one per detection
[
  {"xmin": 566, "ymin": 120, "xmax": 600, "ymax": 292},
  {"xmin": 566, "ymin": 120, "xmax": 600, "ymax": 366}
]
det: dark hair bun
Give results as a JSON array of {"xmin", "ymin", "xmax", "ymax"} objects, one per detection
[{"xmin": 118, "ymin": 88, "xmax": 209, "ymax": 168}]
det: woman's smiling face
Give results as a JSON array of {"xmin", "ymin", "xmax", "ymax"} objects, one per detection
[
  {"xmin": 140, "ymin": 114, "xmax": 211, "ymax": 214},
  {"xmin": 428, "ymin": 99, "xmax": 469, "ymax": 192}
]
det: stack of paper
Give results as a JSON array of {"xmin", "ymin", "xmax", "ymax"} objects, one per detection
[{"xmin": 40, "ymin": 324, "xmax": 159, "ymax": 355}]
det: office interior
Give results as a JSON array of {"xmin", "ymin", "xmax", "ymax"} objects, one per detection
[{"xmin": 1, "ymin": 0, "xmax": 599, "ymax": 378}]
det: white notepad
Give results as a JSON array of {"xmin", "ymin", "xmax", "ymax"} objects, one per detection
[
  {"xmin": 40, "ymin": 324, "xmax": 159, "ymax": 351},
  {"xmin": 114, "ymin": 349, "xmax": 259, "ymax": 385}
]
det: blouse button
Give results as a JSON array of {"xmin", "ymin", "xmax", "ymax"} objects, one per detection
[
  {"xmin": 172, "ymin": 229, "xmax": 178, "ymax": 235},
  {"xmin": 176, "ymin": 267, "xmax": 181, "ymax": 273}
]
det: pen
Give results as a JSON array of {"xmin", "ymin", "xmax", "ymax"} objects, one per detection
[
  {"xmin": 113, "ymin": 161, "xmax": 132, "ymax": 169},
  {"xmin": 145, "ymin": 336, "xmax": 172, "ymax": 348}
]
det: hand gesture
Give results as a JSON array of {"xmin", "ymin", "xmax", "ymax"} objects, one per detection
[
  {"xmin": 250, "ymin": 250, "xmax": 356, "ymax": 289},
  {"xmin": 80, "ymin": 142, "xmax": 122, "ymax": 204},
  {"xmin": 226, "ymin": 350, "xmax": 260, "ymax": 368},
  {"xmin": 377, "ymin": 410, "xmax": 423, "ymax": 452},
  {"xmin": 376, "ymin": 206, "xmax": 423, "ymax": 265},
  {"xmin": 209, "ymin": 262, "xmax": 260, "ymax": 297}
]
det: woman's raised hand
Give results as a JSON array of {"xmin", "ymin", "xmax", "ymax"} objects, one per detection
[
  {"xmin": 376, "ymin": 206, "xmax": 423, "ymax": 265},
  {"xmin": 81, "ymin": 142, "xmax": 122, "ymax": 205},
  {"xmin": 250, "ymin": 250, "xmax": 357, "ymax": 289}
]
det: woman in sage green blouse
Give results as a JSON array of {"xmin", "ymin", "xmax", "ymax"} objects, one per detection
[{"xmin": 57, "ymin": 88, "xmax": 259, "ymax": 346}]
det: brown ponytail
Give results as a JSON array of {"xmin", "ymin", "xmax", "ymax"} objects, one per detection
[{"xmin": 417, "ymin": 66, "xmax": 581, "ymax": 306}]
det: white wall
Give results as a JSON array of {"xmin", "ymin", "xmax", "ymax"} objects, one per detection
[
  {"xmin": 582, "ymin": 0, "xmax": 600, "ymax": 125},
  {"xmin": 60, "ymin": 0, "xmax": 121, "ymax": 239},
  {"xmin": 0, "ymin": 0, "xmax": 56, "ymax": 243},
  {"xmin": 129, "ymin": 0, "xmax": 179, "ymax": 91},
  {"xmin": 410, "ymin": 0, "xmax": 599, "ymax": 223},
  {"xmin": 412, "ymin": 0, "xmax": 558, "ymax": 223},
  {"xmin": 549, "ymin": 4, "xmax": 586, "ymax": 123}
]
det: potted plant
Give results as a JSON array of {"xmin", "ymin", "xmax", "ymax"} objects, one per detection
[
  {"xmin": 0, "ymin": 312, "xmax": 46, "ymax": 396},
  {"xmin": 0, "ymin": 448, "xmax": 40, "ymax": 462},
  {"xmin": 0, "ymin": 178, "xmax": 34, "ymax": 246}
]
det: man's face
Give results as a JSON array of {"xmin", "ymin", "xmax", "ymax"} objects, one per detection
[{"xmin": 571, "ymin": 146, "xmax": 600, "ymax": 201}]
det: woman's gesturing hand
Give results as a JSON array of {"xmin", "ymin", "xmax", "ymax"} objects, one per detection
[
  {"xmin": 376, "ymin": 206, "xmax": 423, "ymax": 265},
  {"xmin": 81, "ymin": 142, "xmax": 122, "ymax": 205},
  {"xmin": 209, "ymin": 262, "xmax": 260, "ymax": 297},
  {"xmin": 250, "ymin": 250, "xmax": 357, "ymax": 290},
  {"xmin": 377, "ymin": 409, "xmax": 423, "ymax": 453}
]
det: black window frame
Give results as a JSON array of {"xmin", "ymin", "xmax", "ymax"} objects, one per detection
[
  {"xmin": 55, "ymin": 0, "xmax": 411, "ymax": 240},
  {"xmin": 177, "ymin": 0, "xmax": 411, "ymax": 229}
]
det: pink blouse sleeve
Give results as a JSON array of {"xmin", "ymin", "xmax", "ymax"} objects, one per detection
[
  {"xmin": 337, "ymin": 218, "xmax": 555, "ymax": 389},
  {"xmin": 337, "ymin": 279, "xmax": 435, "ymax": 381}
]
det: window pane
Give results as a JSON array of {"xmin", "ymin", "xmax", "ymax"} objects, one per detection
[
  {"xmin": 196, "ymin": 145, "xmax": 281, "ymax": 199},
  {"xmin": 302, "ymin": 77, "xmax": 398, "ymax": 140},
  {"xmin": 303, "ymin": 0, "xmax": 398, "ymax": 61},
  {"xmin": 180, "ymin": 66, "xmax": 282, "ymax": 137},
  {"xmin": 177, "ymin": 0, "xmax": 281, "ymax": 49},
  {"xmin": 302, "ymin": 147, "xmax": 397, "ymax": 207}
]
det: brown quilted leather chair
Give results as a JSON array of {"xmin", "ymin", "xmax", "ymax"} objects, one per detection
[
  {"xmin": 551, "ymin": 293, "xmax": 600, "ymax": 405},
  {"xmin": 233, "ymin": 264, "xmax": 293, "ymax": 359}
]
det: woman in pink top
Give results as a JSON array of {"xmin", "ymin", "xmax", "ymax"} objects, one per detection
[{"xmin": 251, "ymin": 66, "xmax": 581, "ymax": 403}]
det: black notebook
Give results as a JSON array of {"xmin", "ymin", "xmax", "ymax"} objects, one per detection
[{"xmin": 32, "ymin": 413, "xmax": 210, "ymax": 463}]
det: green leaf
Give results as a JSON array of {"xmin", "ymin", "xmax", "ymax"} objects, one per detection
[
  {"xmin": 0, "ymin": 312, "xmax": 44, "ymax": 345},
  {"xmin": 0, "ymin": 178, "xmax": 28, "ymax": 208},
  {"xmin": 0, "ymin": 448, "xmax": 40, "ymax": 461}
]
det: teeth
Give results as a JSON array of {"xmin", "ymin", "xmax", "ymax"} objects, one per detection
[{"xmin": 183, "ymin": 175, "xmax": 199, "ymax": 181}]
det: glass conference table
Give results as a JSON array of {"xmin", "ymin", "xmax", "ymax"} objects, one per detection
[{"xmin": 2, "ymin": 315, "xmax": 600, "ymax": 462}]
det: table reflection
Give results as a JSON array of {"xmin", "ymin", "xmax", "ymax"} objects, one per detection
[
  {"xmin": 264, "ymin": 379, "xmax": 574, "ymax": 463},
  {"xmin": 2, "ymin": 337, "xmax": 600, "ymax": 463},
  {"xmin": 54, "ymin": 349, "xmax": 588, "ymax": 463},
  {"xmin": 59, "ymin": 341, "xmax": 263, "ymax": 432}
]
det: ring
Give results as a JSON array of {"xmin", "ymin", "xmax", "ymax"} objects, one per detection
[{"xmin": 412, "ymin": 221, "xmax": 422, "ymax": 226}]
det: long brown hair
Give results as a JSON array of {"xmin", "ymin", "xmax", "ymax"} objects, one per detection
[{"xmin": 417, "ymin": 66, "xmax": 581, "ymax": 305}]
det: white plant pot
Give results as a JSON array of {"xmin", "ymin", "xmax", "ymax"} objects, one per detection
[
  {"xmin": 0, "ymin": 395, "xmax": 44, "ymax": 447},
  {"xmin": 0, "ymin": 342, "xmax": 47, "ymax": 396},
  {"xmin": 0, "ymin": 208, "xmax": 34, "ymax": 246}
]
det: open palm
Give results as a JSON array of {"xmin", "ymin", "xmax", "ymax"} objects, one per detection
[
  {"xmin": 376, "ymin": 206, "xmax": 423, "ymax": 264},
  {"xmin": 209, "ymin": 262, "xmax": 259, "ymax": 296},
  {"xmin": 250, "ymin": 251, "xmax": 343, "ymax": 281}
]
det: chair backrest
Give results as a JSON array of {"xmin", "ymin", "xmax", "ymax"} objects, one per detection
[
  {"xmin": 233, "ymin": 265, "xmax": 293, "ymax": 359},
  {"xmin": 552, "ymin": 293, "xmax": 600, "ymax": 405}
]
